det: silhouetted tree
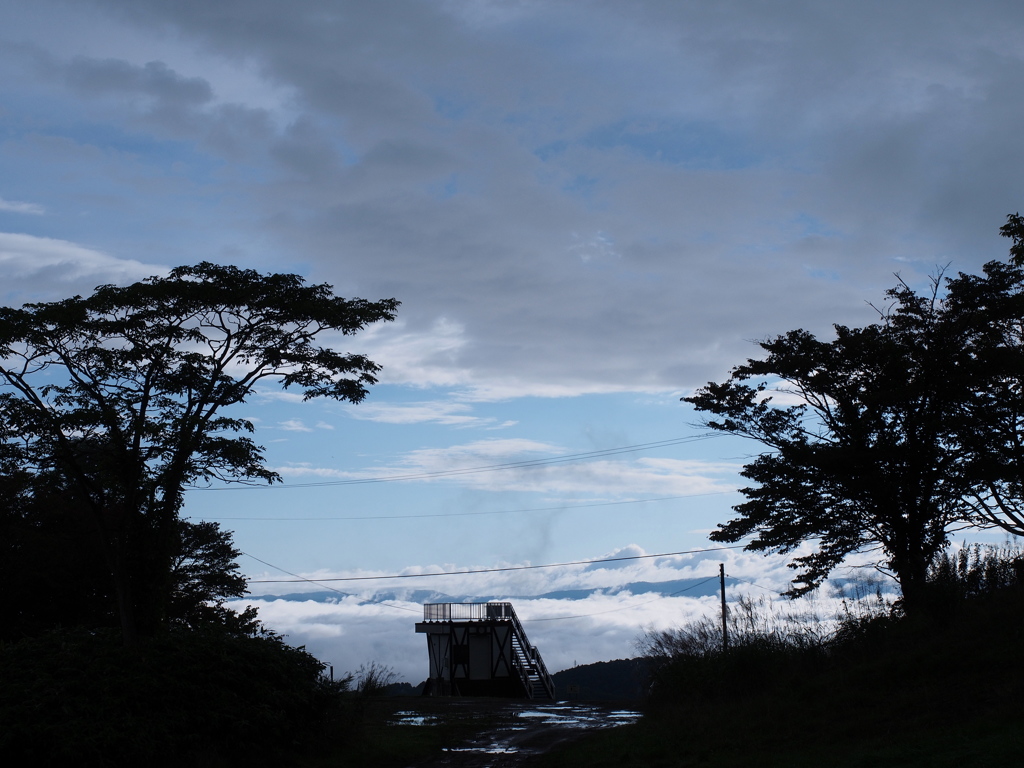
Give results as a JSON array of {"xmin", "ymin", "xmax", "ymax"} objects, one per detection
[
  {"xmin": 168, "ymin": 518, "xmax": 253, "ymax": 632},
  {"xmin": 684, "ymin": 217, "xmax": 1024, "ymax": 612},
  {"xmin": 0, "ymin": 263, "xmax": 398, "ymax": 643},
  {"xmin": 940, "ymin": 229, "xmax": 1024, "ymax": 536},
  {"xmin": 999, "ymin": 211, "xmax": 1024, "ymax": 266}
]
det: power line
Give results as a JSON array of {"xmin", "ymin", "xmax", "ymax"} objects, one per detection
[
  {"xmin": 241, "ymin": 551, "xmax": 733, "ymax": 621},
  {"xmin": 190, "ymin": 433, "xmax": 722, "ymax": 491},
  {"xmin": 247, "ymin": 545, "xmax": 745, "ymax": 583},
  {"xmin": 204, "ymin": 490, "xmax": 736, "ymax": 521},
  {"xmin": 730, "ymin": 575, "xmax": 787, "ymax": 596},
  {"xmin": 241, "ymin": 551, "xmax": 421, "ymax": 614}
]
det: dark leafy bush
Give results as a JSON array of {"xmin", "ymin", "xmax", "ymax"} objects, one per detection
[{"xmin": 0, "ymin": 627, "xmax": 348, "ymax": 767}]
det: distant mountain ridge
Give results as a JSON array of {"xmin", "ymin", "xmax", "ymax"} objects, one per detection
[{"xmin": 246, "ymin": 576, "xmax": 735, "ymax": 605}]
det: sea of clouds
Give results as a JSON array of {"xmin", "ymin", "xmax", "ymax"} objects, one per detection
[{"xmin": 233, "ymin": 544, "xmax": 895, "ymax": 684}]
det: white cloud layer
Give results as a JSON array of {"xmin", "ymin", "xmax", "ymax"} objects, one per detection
[
  {"xmin": 277, "ymin": 419, "xmax": 314, "ymax": 433},
  {"xmin": 0, "ymin": 232, "xmax": 166, "ymax": 302},
  {"xmin": 237, "ymin": 543, "xmax": 893, "ymax": 683},
  {"xmin": 342, "ymin": 400, "xmax": 506, "ymax": 428},
  {"xmin": 0, "ymin": 198, "xmax": 44, "ymax": 215}
]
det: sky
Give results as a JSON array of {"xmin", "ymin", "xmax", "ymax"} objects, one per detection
[{"xmin": 2, "ymin": 0, "xmax": 1024, "ymax": 682}]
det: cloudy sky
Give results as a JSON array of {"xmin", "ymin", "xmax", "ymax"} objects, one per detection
[{"xmin": 2, "ymin": 0, "xmax": 1023, "ymax": 680}]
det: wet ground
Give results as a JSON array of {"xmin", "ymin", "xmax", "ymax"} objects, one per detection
[{"xmin": 390, "ymin": 700, "xmax": 641, "ymax": 767}]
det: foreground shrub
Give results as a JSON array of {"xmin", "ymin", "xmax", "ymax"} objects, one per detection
[{"xmin": 0, "ymin": 627, "xmax": 348, "ymax": 767}]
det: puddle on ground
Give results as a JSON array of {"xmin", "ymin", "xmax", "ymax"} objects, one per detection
[
  {"xmin": 391, "ymin": 710, "xmax": 441, "ymax": 726},
  {"xmin": 445, "ymin": 746, "xmax": 519, "ymax": 755},
  {"xmin": 389, "ymin": 701, "xmax": 641, "ymax": 764},
  {"xmin": 514, "ymin": 704, "xmax": 640, "ymax": 728},
  {"xmin": 391, "ymin": 702, "xmax": 639, "ymax": 730}
]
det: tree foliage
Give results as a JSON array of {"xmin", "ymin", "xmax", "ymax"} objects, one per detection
[
  {"xmin": 685, "ymin": 216, "xmax": 1024, "ymax": 612},
  {"xmin": 941, "ymin": 240, "xmax": 1024, "ymax": 536},
  {"xmin": 0, "ymin": 494, "xmax": 255, "ymax": 642},
  {"xmin": 0, "ymin": 262, "xmax": 398, "ymax": 642}
]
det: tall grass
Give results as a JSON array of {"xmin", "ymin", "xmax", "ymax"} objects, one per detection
[
  {"xmin": 352, "ymin": 661, "xmax": 399, "ymax": 697},
  {"xmin": 638, "ymin": 593, "xmax": 845, "ymax": 703},
  {"xmin": 639, "ymin": 542, "xmax": 1024, "ymax": 705},
  {"xmin": 928, "ymin": 540, "xmax": 1024, "ymax": 600},
  {"xmin": 638, "ymin": 593, "xmax": 834, "ymax": 661}
]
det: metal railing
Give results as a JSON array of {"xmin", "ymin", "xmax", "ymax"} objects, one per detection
[
  {"xmin": 422, "ymin": 602, "xmax": 515, "ymax": 622},
  {"xmin": 529, "ymin": 644, "xmax": 555, "ymax": 698}
]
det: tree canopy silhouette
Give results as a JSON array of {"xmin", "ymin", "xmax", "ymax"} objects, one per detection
[
  {"xmin": 0, "ymin": 263, "xmax": 398, "ymax": 643},
  {"xmin": 685, "ymin": 216, "xmax": 1024, "ymax": 613},
  {"xmin": 941, "ymin": 217, "xmax": 1024, "ymax": 536}
]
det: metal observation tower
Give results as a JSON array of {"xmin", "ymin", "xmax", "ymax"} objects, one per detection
[{"xmin": 415, "ymin": 602, "xmax": 556, "ymax": 699}]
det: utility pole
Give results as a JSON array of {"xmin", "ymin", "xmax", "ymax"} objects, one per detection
[{"xmin": 720, "ymin": 563, "xmax": 729, "ymax": 652}]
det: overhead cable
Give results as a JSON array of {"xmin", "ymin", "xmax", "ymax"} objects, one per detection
[
  {"xmin": 247, "ymin": 544, "xmax": 745, "ymax": 583},
  {"xmin": 241, "ymin": 550, "xmax": 741, "ymax": 622},
  {"xmin": 205, "ymin": 490, "xmax": 735, "ymax": 521},
  {"xmin": 240, "ymin": 551, "xmax": 421, "ymax": 614},
  {"xmin": 191, "ymin": 433, "xmax": 722, "ymax": 491},
  {"xmin": 729, "ymin": 575, "xmax": 787, "ymax": 596}
]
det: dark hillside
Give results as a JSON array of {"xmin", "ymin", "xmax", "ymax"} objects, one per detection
[{"xmin": 552, "ymin": 658, "xmax": 652, "ymax": 702}]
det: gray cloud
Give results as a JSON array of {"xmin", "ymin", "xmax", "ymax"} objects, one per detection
[
  {"xmin": 64, "ymin": 57, "xmax": 213, "ymax": 105},
  {"xmin": 2, "ymin": 0, "xmax": 1023, "ymax": 394}
]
